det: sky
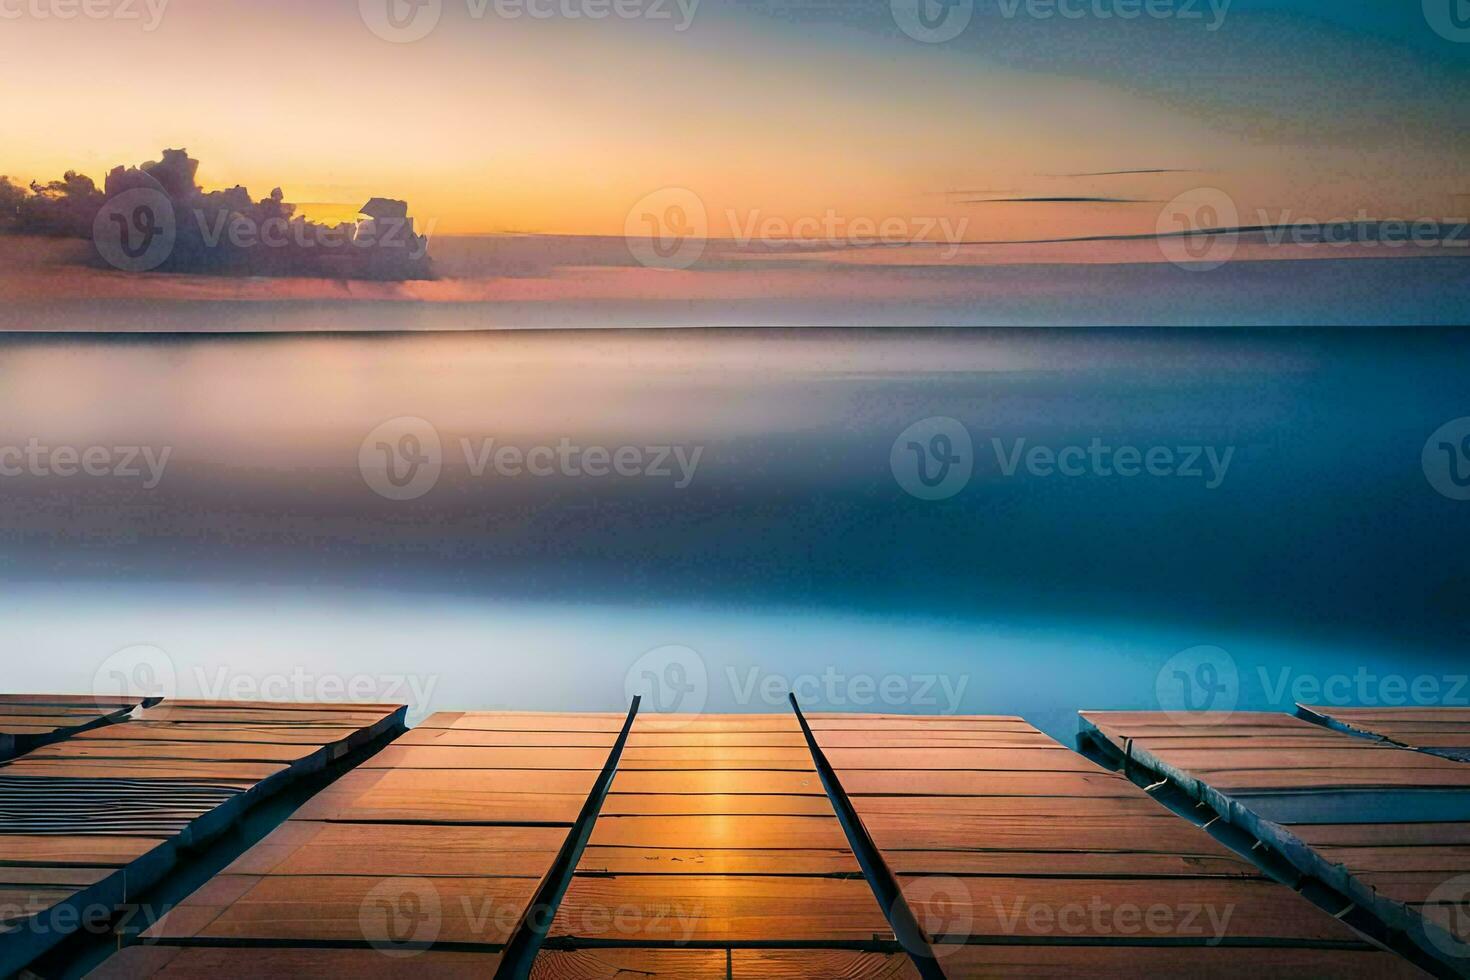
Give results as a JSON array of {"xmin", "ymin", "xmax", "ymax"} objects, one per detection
[{"xmin": 1, "ymin": 0, "xmax": 1467, "ymax": 238}]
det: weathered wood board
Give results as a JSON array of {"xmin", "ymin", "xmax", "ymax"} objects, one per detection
[
  {"xmin": 1299, "ymin": 705, "xmax": 1470, "ymax": 762},
  {"xmin": 1081, "ymin": 709, "xmax": 1467, "ymax": 976},
  {"xmin": 130, "ymin": 711, "xmax": 618, "ymax": 968},
  {"xmin": 1, "ymin": 698, "xmax": 405, "ymax": 976},
  {"xmin": 814, "ymin": 714, "xmax": 1419, "ymax": 978},
  {"xmin": 547, "ymin": 712, "xmax": 898, "ymax": 976},
  {"xmin": 0, "ymin": 694, "xmax": 143, "ymax": 761}
]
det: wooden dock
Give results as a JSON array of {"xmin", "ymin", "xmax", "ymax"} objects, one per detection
[
  {"xmin": 8, "ymin": 699, "xmax": 1465, "ymax": 977},
  {"xmin": 0, "ymin": 698, "xmax": 405, "ymax": 976},
  {"xmin": 808, "ymin": 713, "xmax": 1415, "ymax": 978},
  {"xmin": 0, "ymin": 695, "xmax": 145, "ymax": 762},
  {"xmin": 1079, "ymin": 709, "xmax": 1470, "ymax": 976},
  {"xmin": 1297, "ymin": 705, "xmax": 1470, "ymax": 763}
]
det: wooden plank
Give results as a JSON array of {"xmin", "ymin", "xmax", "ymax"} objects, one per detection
[
  {"xmin": 0, "ymin": 694, "xmax": 142, "ymax": 761},
  {"xmin": 552, "ymin": 875, "xmax": 890, "ymax": 943},
  {"xmin": 362, "ymin": 745, "xmax": 612, "ymax": 770},
  {"xmin": 0, "ymin": 697, "xmax": 405, "ymax": 977},
  {"xmin": 575, "ymin": 846, "xmax": 860, "ymax": 876},
  {"xmin": 530, "ymin": 949, "xmax": 921, "ymax": 980},
  {"xmin": 1301, "ymin": 705, "xmax": 1470, "ymax": 762},
  {"xmin": 148, "ymin": 874, "xmax": 538, "ymax": 945},
  {"xmin": 220, "ymin": 821, "xmax": 567, "ymax": 877},
  {"xmin": 1080, "ymin": 709, "xmax": 1470, "ymax": 974},
  {"xmin": 899, "ymin": 875, "xmax": 1366, "ymax": 943},
  {"xmin": 811, "ymin": 713, "xmax": 1388, "ymax": 975},
  {"xmin": 549, "ymin": 713, "xmax": 893, "ymax": 959},
  {"xmin": 133, "ymin": 709, "xmax": 624, "ymax": 973},
  {"xmin": 938, "ymin": 945, "xmax": 1421, "ymax": 978},
  {"xmin": 88, "ymin": 946, "xmax": 503, "ymax": 979},
  {"xmin": 291, "ymin": 768, "xmax": 595, "ymax": 824}
]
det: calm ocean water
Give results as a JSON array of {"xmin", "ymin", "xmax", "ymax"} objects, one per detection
[{"xmin": 1, "ymin": 327, "xmax": 1466, "ymax": 741}]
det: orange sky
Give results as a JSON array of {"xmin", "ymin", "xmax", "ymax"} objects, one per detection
[{"xmin": 2, "ymin": 1, "xmax": 1466, "ymax": 239}]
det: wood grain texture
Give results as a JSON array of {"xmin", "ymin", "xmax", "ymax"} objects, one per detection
[
  {"xmin": 937, "ymin": 945, "xmax": 1425, "ymax": 978},
  {"xmin": 552, "ymin": 875, "xmax": 892, "ymax": 943},
  {"xmin": 1, "ymin": 697, "xmax": 405, "ymax": 977},
  {"xmin": 1080, "ymin": 708, "xmax": 1470, "ymax": 974},
  {"xmin": 87, "ymin": 946, "xmax": 504, "ymax": 979}
]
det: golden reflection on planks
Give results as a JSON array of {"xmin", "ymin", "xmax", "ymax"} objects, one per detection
[
  {"xmin": 813, "ymin": 714, "xmax": 1420, "ymax": 978},
  {"xmin": 138, "ymin": 711, "xmax": 615, "ymax": 956},
  {"xmin": 549, "ymin": 712, "xmax": 895, "ymax": 969},
  {"xmin": 531, "ymin": 948, "xmax": 920, "ymax": 979},
  {"xmin": 2, "ymin": 699, "xmax": 405, "ymax": 978},
  {"xmin": 1081, "ymin": 709, "xmax": 1466, "ymax": 975}
]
